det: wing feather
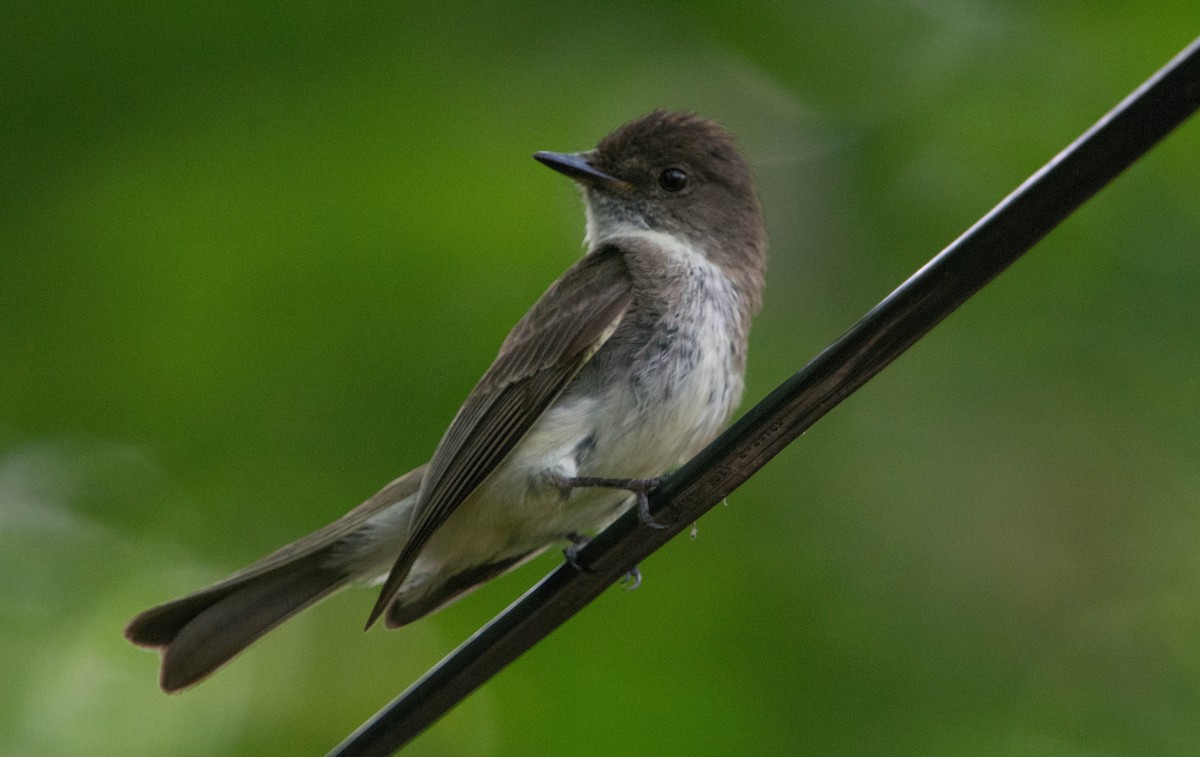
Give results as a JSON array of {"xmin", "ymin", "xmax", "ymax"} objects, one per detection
[{"xmin": 366, "ymin": 246, "xmax": 633, "ymax": 625}]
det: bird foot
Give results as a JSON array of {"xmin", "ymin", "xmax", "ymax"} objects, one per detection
[
  {"xmin": 564, "ymin": 532, "xmax": 643, "ymax": 589},
  {"xmin": 558, "ymin": 475, "xmax": 669, "ymax": 529},
  {"xmin": 563, "ymin": 532, "xmax": 593, "ymax": 572}
]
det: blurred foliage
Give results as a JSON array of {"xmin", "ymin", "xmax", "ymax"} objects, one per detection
[{"xmin": 2, "ymin": 2, "xmax": 1200, "ymax": 755}]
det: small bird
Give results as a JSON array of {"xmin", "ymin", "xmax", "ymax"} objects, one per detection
[{"xmin": 125, "ymin": 109, "xmax": 768, "ymax": 692}]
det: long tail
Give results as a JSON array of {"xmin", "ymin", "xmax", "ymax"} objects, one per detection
[
  {"xmin": 125, "ymin": 552, "xmax": 350, "ymax": 692},
  {"xmin": 125, "ymin": 464, "xmax": 427, "ymax": 692}
]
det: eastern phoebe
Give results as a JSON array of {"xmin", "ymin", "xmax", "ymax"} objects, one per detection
[{"xmin": 126, "ymin": 109, "xmax": 768, "ymax": 692}]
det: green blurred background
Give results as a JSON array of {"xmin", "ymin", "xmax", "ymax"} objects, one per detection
[{"xmin": 3, "ymin": 2, "xmax": 1199, "ymax": 755}]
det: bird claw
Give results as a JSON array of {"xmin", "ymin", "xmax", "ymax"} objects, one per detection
[
  {"xmin": 634, "ymin": 487, "xmax": 669, "ymax": 530},
  {"xmin": 564, "ymin": 533, "xmax": 643, "ymax": 590},
  {"xmin": 621, "ymin": 565, "xmax": 642, "ymax": 591},
  {"xmin": 563, "ymin": 532, "xmax": 593, "ymax": 572}
]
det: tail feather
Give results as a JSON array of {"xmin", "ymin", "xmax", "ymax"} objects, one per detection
[
  {"xmin": 125, "ymin": 552, "xmax": 348, "ymax": 692},
  {"xmin": 125, "ymin": 464, "xmax": 427, "ymax": 691}
]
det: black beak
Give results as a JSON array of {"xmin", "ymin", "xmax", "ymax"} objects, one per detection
[{"xmin": 533, "ymin": 151, "xmax": 629, "ymax": 191}]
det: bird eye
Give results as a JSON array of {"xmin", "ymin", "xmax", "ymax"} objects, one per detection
[{"xmin": 658, "ymin": 168, "xmax": 688, "ymax": 192}]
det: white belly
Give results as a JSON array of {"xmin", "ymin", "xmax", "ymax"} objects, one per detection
[
  {"xmin": 418, "ymin": 250, "xmax": 747, "ymax": 572},
  {"xmin": 374, "ymin": 230, "xmax": 753, "ymax": 602}
]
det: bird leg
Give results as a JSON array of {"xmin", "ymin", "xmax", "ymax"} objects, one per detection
[{"xmin": 558, "ymin": 475, "xmax": 669, "ymax": 529}]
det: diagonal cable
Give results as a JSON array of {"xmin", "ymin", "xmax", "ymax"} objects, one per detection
[{"xmin": 329, "ymin": 35, "xmax": 1200, "ymax": 757}]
